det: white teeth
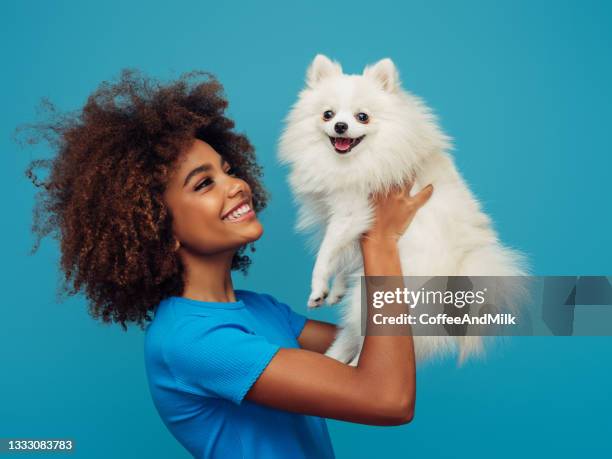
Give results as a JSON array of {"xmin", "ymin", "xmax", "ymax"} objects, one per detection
[{"xmin": 224, "ymin": 204, "xmax": 251, "ymax": 221}]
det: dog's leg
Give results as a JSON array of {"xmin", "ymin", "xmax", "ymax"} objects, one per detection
[
  {"xmin": 308, "ymin": 221, "xmax": 345, "ymax": 307},
  {"xmin": 326, "ymin": 242, "xmax": 361, "ymax": 305},
  {"xmin": 327, "ymin": 271, "xmax": 347, "ymax": 305},
  {"xmin": 308, "ymin": 211, "xmax": 369, "ymax": 308}
]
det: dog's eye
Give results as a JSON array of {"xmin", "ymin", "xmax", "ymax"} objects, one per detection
[
  {"xmin": 356, "ymin": 112, "xmax": 369, "ymax": 124},
  {"xmin": 322, "ymin": 110, "xmax": 335, "ymax": 121}
]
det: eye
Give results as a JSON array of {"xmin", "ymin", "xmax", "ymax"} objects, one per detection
[
  {"xmin": 322, "ymin": 110, "xmax": 335, "ymax": 121},
  {"xmin": 194, "ymin": 177, "xmax": 213, "ymax": 191},
  {"xmin": 355, "ymin": 112, "xmax": 369, "ymax": 124},
  {"xmin": 225, "ymin": 166, "xmax": 237, "ymax": 177}
]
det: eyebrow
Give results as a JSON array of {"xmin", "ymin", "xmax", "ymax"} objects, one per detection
[{"xmin": 183, "ymin": 156, "xmax": 228, "ymax": 187}]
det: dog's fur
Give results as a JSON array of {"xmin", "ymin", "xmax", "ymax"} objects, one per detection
[{"xmin": 278, "ymin": 55, "xmax": 528, "ymax": 364}]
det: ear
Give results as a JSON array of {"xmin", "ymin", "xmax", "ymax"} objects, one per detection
[
  {"xmin": 363, "ymin": 58, "xmax": 400, "ymax": 92},
  {"xmin": 306, "ymin": 54, "xmax": 343, "ymax": 88}
]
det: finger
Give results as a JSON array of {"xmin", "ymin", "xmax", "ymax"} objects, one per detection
[
  {"xmin": 391, "ymin": 182, "xmax": 404, "ymax": 194},
  {"xmin": 388, "ymin": 181, "xmax": 411, "ymax": 197},
  {"xmin": 402, "ymin": 179, "xmax": 415, "ymax": 194},
  {"xmin": 413, "ymin": 184, "xmax": 434, "ymax": 207}
]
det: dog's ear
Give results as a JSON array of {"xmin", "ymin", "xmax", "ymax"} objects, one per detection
[
  {"xmin": 363, "ymin": 58, "xmax": 400, "ymax": 92},
  {"xmin": 306, "ymin": 54, "xmax": 343, "ymax": 87}
]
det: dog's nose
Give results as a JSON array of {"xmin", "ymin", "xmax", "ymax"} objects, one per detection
[{"xmin": 334, "ymin": 122, "xmax": 348, "ymax": 134}]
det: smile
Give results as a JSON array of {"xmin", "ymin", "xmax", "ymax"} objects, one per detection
[
  {"xmin": 328, "ymin": 135, "xmax": 365, "ymax": 154},
  {"xmin": 222, "ymin": 202, "xmax": 255, "ymax": 223}
]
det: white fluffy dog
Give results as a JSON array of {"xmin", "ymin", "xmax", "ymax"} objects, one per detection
[{"xmin": 278, "ymin": 55, "xmax": 527, "ymax": 364}]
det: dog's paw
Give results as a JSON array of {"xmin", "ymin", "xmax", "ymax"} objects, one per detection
[
  {"xmin": 308, "ymin": 287, "xmax": 329, "ymax": 308},
  {"xmin": 326, "ymin": 291, "xmax": 345, "ymax": 305},
  {"xmin": 326, "ymin": 278, "xmax": 346, "ymax": 305}
]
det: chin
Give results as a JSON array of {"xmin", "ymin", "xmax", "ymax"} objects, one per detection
[{"xmin": 242, "ymin": 219, "xmax": 264, "ymax": 244}]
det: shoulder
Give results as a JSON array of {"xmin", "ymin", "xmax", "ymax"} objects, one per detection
[
  {"xmin": 234, "ymin": 289, "xmax": 298, "ymax": 317},
  {"xmin": 161, "ymin": 312, "xmax": 258, "ymax": 367},
  {"xmin": 235, "ymin": 289, "xmax": 282, "ymax": 307},
  {"xmin": 234, "ymin": 289, "xmax": 299, "ymax": 322},
  {"xmin": 155, "ymin": 299, "xmax": 243, "ymax": 349},
  {"xmin": 236, "ymin": 289, "xmax": 308, "ymax": 338}
]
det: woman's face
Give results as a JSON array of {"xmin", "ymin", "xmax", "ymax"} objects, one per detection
[{"xmin": 163, "ymin": 139, "xmax": 263, "ymax": 257}]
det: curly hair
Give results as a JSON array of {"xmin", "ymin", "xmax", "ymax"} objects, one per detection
[{"xmin": 21, "ymin": 69, "xmax": 268, "ymax": 331}]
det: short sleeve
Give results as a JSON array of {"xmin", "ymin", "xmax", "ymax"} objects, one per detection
[
  {"xmin": 163, "ymin": 318, "xmax": 281, "ymax": 405},
  {"xmin": 260, "ymin": 293, "xmax": 308, "ymax": 339}
]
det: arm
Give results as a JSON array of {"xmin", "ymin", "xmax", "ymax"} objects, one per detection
[
  {"xmin": 297, "ymin": 319, "xmax": 339, "ymax": 354},
  {"xmin": 246, "ymin": 182, "xmax": 433, "ymax": 425}
]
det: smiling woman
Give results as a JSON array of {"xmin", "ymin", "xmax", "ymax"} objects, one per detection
[{"xmin": 23, "ymin": 68, "xmax": 421, "ymax": 459}]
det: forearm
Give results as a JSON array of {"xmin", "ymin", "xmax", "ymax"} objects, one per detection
[{"xmin": 355, "ymin": 239, "xmax": 416, "ymax": 414}]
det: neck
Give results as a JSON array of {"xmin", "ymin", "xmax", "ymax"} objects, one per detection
[{"xmin": 179, "ymin": 248, "xmax": 237, "ymax": 303}]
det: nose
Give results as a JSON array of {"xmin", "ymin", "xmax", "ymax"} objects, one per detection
[
  {"xmin": 334, "ymin": 122, "xmax": 348, "ymax": 134},
  {"xmin": 228, "ymin": 176, "xmax": 249, "ymax": 199}
]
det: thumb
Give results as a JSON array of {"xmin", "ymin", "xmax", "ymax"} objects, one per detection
[{"xmin": 413, "ymin": 184, "xmax": 434, "ymax": 208}]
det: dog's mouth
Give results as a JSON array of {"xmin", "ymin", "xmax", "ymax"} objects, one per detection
[{"xmin": 329, "ymin": 135, "xmax": 365, "ymax": 154}]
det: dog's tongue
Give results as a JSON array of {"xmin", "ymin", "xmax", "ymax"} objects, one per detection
[{"xmin": 334, "ymin": 138, "xmax": 352, "ymax": 151}]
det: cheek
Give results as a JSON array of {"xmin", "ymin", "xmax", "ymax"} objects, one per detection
[
  {"xmin": 348, "ymin": 120, "xmax": 368, "ymax": 136},
  {"xmin": 358, "ymin": 122, "xmax": 375, "ymax": 137},
  {"xmin": 320, "ymin": 121, "xmax": 333, "ymax": 136},
  {"xmin": 172, "ymin": 196, "xmax": 226, "ymax": 250}
]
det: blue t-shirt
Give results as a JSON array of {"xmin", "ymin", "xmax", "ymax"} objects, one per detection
[{"xmin": 143, "ymin": 289, "xmax": 335, "ymax": 459}]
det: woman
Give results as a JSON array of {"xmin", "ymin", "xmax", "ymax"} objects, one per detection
[{"xmin": 26, "ymin": 70, "xmax": 433, "ymax": 459}]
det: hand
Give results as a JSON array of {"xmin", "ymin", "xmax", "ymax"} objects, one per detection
[{"xmin": 361, "ymin": 181, "xmax": 434, "ymax": 247}]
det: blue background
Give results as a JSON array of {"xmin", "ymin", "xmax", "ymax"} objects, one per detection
[{"xmin": 2, "ymin": 1, "xmax": 611, "ymax": 457}]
